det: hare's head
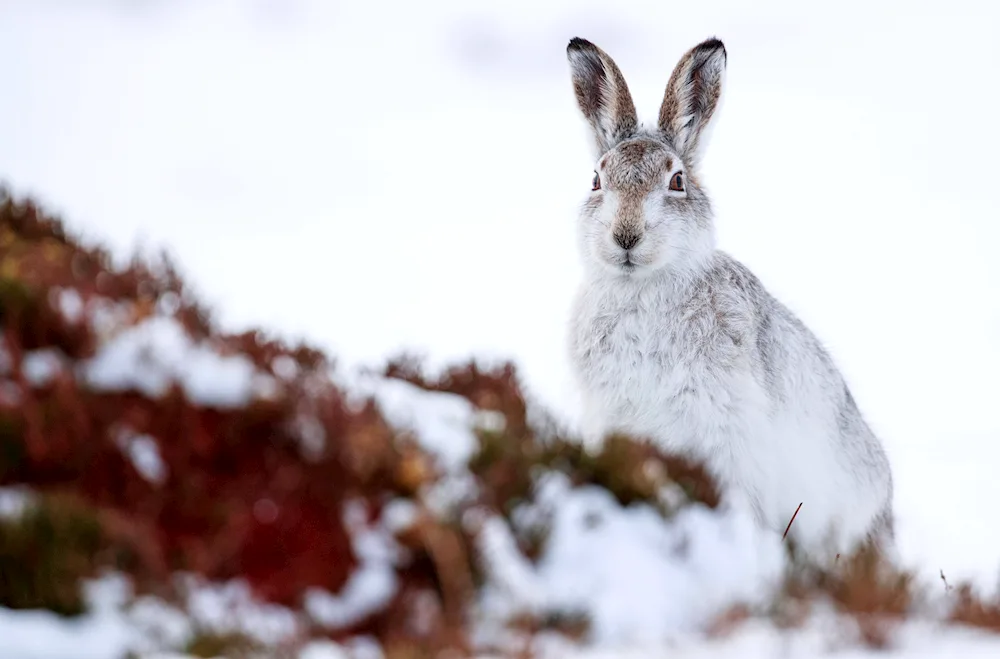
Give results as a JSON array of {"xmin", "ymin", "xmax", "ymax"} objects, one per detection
[{"xmin": 567, "ymin": 37, "xmax": 726, "ymax": 278}]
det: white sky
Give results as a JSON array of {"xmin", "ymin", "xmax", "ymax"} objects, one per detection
[{"xmin": 1, "ymin": 0, "xmax": 999, "ymax": 589}]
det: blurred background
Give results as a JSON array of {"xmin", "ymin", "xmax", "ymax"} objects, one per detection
[{"xmin": 1, "ymin": 0, "xmax": 999, "ymax": 657}]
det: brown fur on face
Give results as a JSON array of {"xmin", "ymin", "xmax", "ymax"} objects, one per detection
[
  {"xmin": 600, "ymin": 139, "xmax": 675, "ymax": 194},
  {"xmin": 597, "ymin": 137, "xmax": 683, "ymax": 245}
]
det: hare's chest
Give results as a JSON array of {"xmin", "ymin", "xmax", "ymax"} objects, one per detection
[{"xmin": 573, "ymin": 301, "xmax": 726, "ymax": 438}]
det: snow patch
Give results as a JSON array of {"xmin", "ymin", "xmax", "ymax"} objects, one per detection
[
  {"xmin": 296, "ymin": 639, "xmax": 384, "ymax": 659},
  {"xmin": 82, "ymin": 316, "xmax": 261, "ymax": 408},
  {"xmin": 298, "ymin": 641, "xmax": 352, "ymax": 659},
  {"xmin": 87, "ymin": 298, "xmax": 133, "ymax": 341},
  {"xmin": 54, "ymin": 288, "xmax": 84, "ymax": 323},
  {"xmin": 22, "ymin": 349, "xmax": 64, "ymax": 386},
  {"xmin": 126, "ymin": 596, "xmax": 193, "ymax": 655},
  {"xmin": 272, "ymin": 355, "xmax": 299, "ymax": 380},
  {"xmin": 0, "ymin": 486, "xmax": 37, "ymax": 519},
  {"xmin": 364, "ymin": 375, "xmax": 478, "ymax": 473},
  {"xmin": 179, "ymin": 577, "xmax": 300, "ymax": 647},
  {"xmin": 113, "ymin": 428, "xmax": 167, "ymax": 484},
  {"xmin": 476, "ymin": 472, "xmax": 786, "ymax": 648},
  {"xmin": 382, "ymin": 497, "xmax": 419, "ymax": 534},
  {"xmin": 528, "ymin": 617, "xmax": 1000, "ymax": 658},
  {"xmin": 342, "ymin": 371, "xmax": 484, "ymax": 517},
  {"xmin": 306, "ymin": 499, "xmax": 401, "ymax": 630},
  {"xmin": 156, "ymin": 291, "xmax": 181, "ymax": 317},
  {"xmin": 0, "ymin": 574, "xmax": 136, "ymax": 659},
  {"xmin": 291, "ymin": 413, "xmax": 326, "ymax": 458}
]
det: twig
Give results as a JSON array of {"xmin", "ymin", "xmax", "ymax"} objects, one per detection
[
  {"xmin": 940, "ymin": 569, "xmax": 953, "ymax": 593},
  {"xmin": 782, "ymin": 502, "xmax": 803, "ymax": 540}
]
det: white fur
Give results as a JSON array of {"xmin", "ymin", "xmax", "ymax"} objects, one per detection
[
  {"xmin": 569, "ymin": 263, "xmax": 892, "ymax": 559},
  {"xmin": 565, "ymin": 37, "xmax": 893, "ymax": 560}
]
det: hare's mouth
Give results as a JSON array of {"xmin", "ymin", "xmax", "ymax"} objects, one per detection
[{"xmin": 605, "ymin": 250, "xmax": 644, "ymax": 275}]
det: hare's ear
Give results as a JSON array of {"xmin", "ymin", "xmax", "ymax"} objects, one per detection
[
  {"xmin": 657, "ymin": 38, "xmax": 727, "ymax": 168},
  {"xmin": 567, "ymin": 38, "xmax": 638, "ymax": 157}
]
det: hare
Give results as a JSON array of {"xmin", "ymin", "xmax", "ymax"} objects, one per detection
[{"xmin": 565, "ymin": 36, "xmax": 894, "ymax": 557}]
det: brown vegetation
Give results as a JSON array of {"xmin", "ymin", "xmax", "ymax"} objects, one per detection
[{"xmin": 5, "ymin": 185, "xmax": 1000, "ymax": 657}]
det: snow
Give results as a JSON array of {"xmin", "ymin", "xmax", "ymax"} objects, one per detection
[
  {"xmin": 0, "ymin": 575, "xmax": 137, "ymax": 659},
  {"xmin": 290, "ymin": 413, "xmax": 327, "ymax": 458},
  {"xmin": 113, "ymin": 429, "xmax": 167, "ymax": 484},
  {"xmin": 353, "ymin": 374, "xmax": 788, "ymax": 648},
  {"xmin": 155, "ymin": 292, "xmax": 181, "ymax": 318},
  {"xmin": 528, "ymin": 621, "xmax": 1000, "ymax": 659},
  {"xmin": 5, "ymin": 592, "xmax": 1000, "ymax": 659},
  {"xmin": 475, "ymin": 472, "xmax": 785, "ymax": 648},
  {"xmin": 272, "ymin": 354, "xmax": 300, "ymax": 380},
  {"xmin": 363, "ymin": 375, "xmax": 480, "ymax": 473},
  {"xmin": 87, "ymin": 298, "xmax": 134, "ymax": 342},
  {"xmin": 53, "ymin": 288, "xmax": 84, "ymax": 324},
  {"xmin": 82, "ymin": 315, "xmax": 265, "ymax": 408},
  {"xmin": 22, "ymin": 349, "xmax": 64, "ymax": 386},
  {"xmin": 305, "ymin": 499, "xmax": 401, "ymax": 630},
  {"xmin": 125, "ymin": 574, "xmax": 314, "ymax": 656},
  {"xmin": 298, "ymin": 641, "xmax": 352, "ymax": 659},
  {"xmin": 0, "ymin": 573, "xmax": 368, "ymax": 659},
  {"xmin": 0, "ymin": 0, "xmax": 999, "ymax": 657},
  {"xmin": 349, "ymin": 371, "xmax": 486, "ymax": 518},
  {"xmin": 178, "ymin": 577, "xmax": 300, "ymax": 646},
  {"xmin": 381, "ymin": 497, "xmax": 419, "ymax": 534},
  {"xmin": 0, "ymin": 485, "xmax": 37, "ymax": 519}
]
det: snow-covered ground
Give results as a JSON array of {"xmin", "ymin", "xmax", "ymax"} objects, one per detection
[{"xmin": 1, "ymin": 0, "xmax": 999, "ymax": 656}]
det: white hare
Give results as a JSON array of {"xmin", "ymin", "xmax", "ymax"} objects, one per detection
[{"xmin": 565, "ymin": 36, "xmax": 893, "ymax": 556}]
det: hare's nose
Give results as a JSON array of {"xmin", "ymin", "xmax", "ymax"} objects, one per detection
[{"xmin": 613, "ymin": 231, "xmax": 642, "ymax": 251}]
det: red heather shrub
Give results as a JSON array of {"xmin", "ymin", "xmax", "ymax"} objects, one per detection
[
  {"xmin": 0, "ymin": 185, "xmax": 744, "ymax": 655},
  {"xmin": 0, "ymin": 189, "xmax": 405, "ymax": 613},
  {"xmin": 0, "ymin": 187, "xmax": 558, "ymax": 654}
]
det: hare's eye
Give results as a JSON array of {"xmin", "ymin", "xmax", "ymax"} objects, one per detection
[
  {"xmin": 668, "ymin": 172, "xmax": 685, "ymax": 192},
  {"xmin": 592, "ymin": 172, "xmax": 601, "ymax": 191}
]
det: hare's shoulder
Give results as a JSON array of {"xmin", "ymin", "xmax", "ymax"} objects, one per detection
[
  {"xmin": 683, "ymin": 253, "xmax": 771, "ymax": 344},
  {"xmin": 706, "ymin": 253, "xmax": 854, "ymax": 400},
  {"xmin": 703, "ymin": 252, "xmax": 769, "ymax": 308}
]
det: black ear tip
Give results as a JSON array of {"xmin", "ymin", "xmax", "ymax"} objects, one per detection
[
  {"xmin": 568, "ymin": 37, "xmax": 595, "ymax": 53},
  {"xmin": 699, "ymin": 37, "xmax": 727, "ymax": 58}
]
